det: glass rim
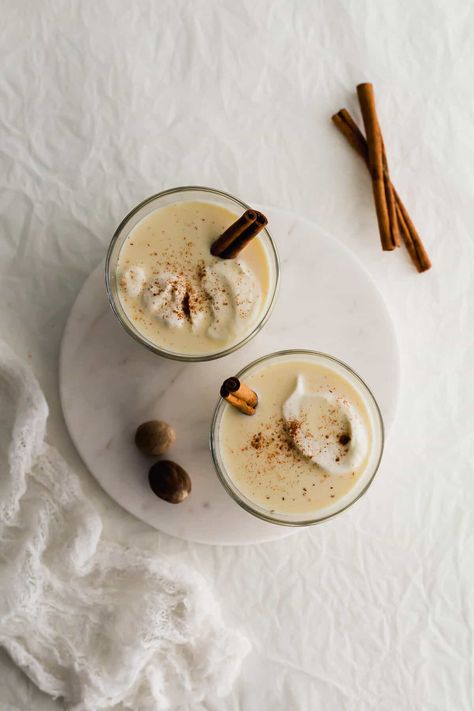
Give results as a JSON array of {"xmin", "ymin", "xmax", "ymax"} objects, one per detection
[
  {"xmin": 105, "ymin": 185, "xmax": 280, "ymax": 362},
  {"xmin": 209, "ymin": 349, "xmax": 385, "ymax": 526}
]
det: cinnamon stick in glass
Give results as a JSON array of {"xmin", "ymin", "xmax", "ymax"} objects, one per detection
[
  {"xmin": 211, "ymin": 210, "xmax": 267, "ymax": 259},
  {"xmin": 220, "ymin": 377, "xmax": 258, "ymax": 415}
]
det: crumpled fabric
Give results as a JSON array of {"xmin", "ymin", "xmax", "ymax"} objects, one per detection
[{"xmin": 0, "ymin": 341, "xmax": 250, "ymax": 711}]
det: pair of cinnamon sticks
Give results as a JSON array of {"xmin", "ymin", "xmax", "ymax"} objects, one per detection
[
  {"xmin": 212, "ymin": 83, "xmax": 430, "ymax": 273},
  {"xmin": 332, "ymin": 83, "xmax": 431, "ymax": 273},
  {"xmin": 211, "ymin": 209, "xmax": 268, "ymax": 259}
]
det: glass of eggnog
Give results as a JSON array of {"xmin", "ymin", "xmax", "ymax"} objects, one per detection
[
  {"xmin": 210, "ymin": 350, "xmax": 384, "ymax": 525},
  {"xmin": 106, "ymin": 186, "xmax": 279, "ymax": 361}
]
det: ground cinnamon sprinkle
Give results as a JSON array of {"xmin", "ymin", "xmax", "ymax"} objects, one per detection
[
  {"xmin": 250, "ymin": 432, "xmax": 265, "ymax": 450},
  {"xmin": 286, "ymin": 419, "xmax": 302, "ymax": 439},
  {"xmin": 244, "ymin": 417, "xmax": 302, "ymax": 465},
  {"xmin": 182, "ymin": 292, "xmax": 191, "ymax": 321}
]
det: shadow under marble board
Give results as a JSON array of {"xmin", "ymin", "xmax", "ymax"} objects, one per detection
[{"xmin": 60, "ymin": 206, "xmax": 399, "ymax": 545}]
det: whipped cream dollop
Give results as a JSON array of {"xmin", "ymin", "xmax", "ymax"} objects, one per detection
[
  {"xmin": 283, "ymin": 375, "xmax": 368, "ymax": 475},
  {"xmin": 201, "ymin": 260, "xmax": 260, "ymax": 339},
  {"xmin": 121, "ymin": 259, "xmax": 261, "ymax": 340},
  {"xmin": 142, "ymin": 272, "xmax": 205, "ymax": 331},
  {"xmin": 121, "ymin": 266, "xmax": 146, "ymax": 298}
]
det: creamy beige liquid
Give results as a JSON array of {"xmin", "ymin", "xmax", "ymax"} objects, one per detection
[
  {"xmin": 117, "ymin": 201, "xmax": 271, "ymax": 355},
  {"xmin": 218, "ymin": 359, "xmax": 373, "ymax": 515}
]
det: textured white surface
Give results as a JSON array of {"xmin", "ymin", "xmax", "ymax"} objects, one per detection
[
  {"xmin": 0, "ymin": 342, "xmax": 249, "ymax": 710},
  {"xmin": 59, "ymin": 210, "xmax": 398, "ymax": 545},
  {"xmin": 1, "ymin": 1, "xmax": 473, "ymax": 709}
]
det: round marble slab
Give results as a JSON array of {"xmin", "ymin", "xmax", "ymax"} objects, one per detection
[{"xmin": 60, "ymin": 207, "xmax": 399, "ymax": 545}]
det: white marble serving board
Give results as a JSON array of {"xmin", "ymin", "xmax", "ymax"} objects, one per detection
[{"xmin": 59, "ymin": 206, "xmax": 399, "ymax": 545}]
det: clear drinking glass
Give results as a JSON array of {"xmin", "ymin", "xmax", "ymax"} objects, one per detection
[
  {"xmin": 210, "ymin": 350, "xmax": 384, "ymax": 526},
  {"xmin": 105, "ymin": 186, "xmax": 280, "ymax": 362}
]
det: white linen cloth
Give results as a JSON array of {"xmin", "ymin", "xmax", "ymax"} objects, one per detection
[{"xmin": 0, "ymin": 341, "xmax": 249, "ymax": 710}]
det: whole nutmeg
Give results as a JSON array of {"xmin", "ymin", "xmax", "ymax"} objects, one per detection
[
  {"xmin": 148, "ymin": 460, "xmax": 192, "ymax": 504},
  {"xmin": 135, "ymin": 420, "xmax": 176, "ymax": 456}
]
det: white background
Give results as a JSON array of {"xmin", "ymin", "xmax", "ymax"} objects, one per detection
[{"xmin": 1, "ymin": 1, "xmax": 473, "ymax": 709}]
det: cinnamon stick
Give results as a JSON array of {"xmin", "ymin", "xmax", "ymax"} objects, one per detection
[
  {"xmin": 220, "ymin": 377, "xmax": 258, "ymax": 415},
  {"xmin": 381, "ymin": 134, "xmax": 400, "ymax": 248},
  {"xmin": 356, "ymin": 83, "xmax": 394, "ymax": 251},
  {"xmin": 332, "ymin": 109, "xmax": 431, "ymax": 272},
  {"xmin": 394, "ymin": 188, "xmax": 431, "ymax": 271},
  {"xmin": 211, "ymin": 210, "xmax": 267, "ymax": 259},
  {"xmin": 332, "ymin": 109, "xmax": 368, "ymax": 160},
  {"xmin": 394, "ymin": 199, "xmax": 420, "ymax": 268}
]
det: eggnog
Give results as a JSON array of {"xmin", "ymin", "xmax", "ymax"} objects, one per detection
[
  {"xmin": 212, "ymin": 351, "xmax": 384, "ymax": 523},
  {"xmin": 116, "ymin": 201, "xmax": 273, "ymax": 357}
]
